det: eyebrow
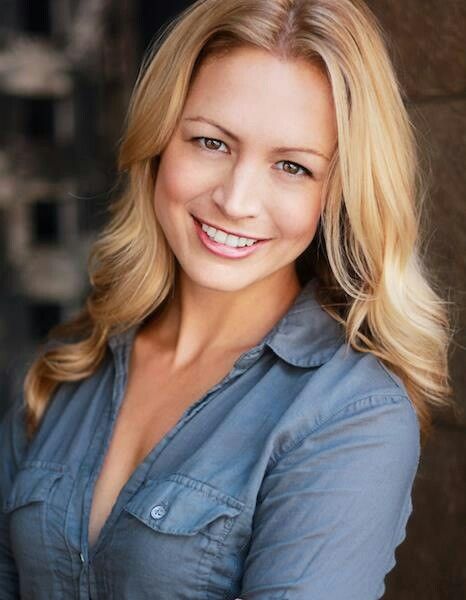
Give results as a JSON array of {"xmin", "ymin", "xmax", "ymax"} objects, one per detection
[{"xmin": 183, "ymin": 116, "xmax": 331, "ymax": 161}]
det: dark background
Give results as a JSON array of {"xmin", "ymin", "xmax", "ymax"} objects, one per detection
[{"xmin": 0, "ymin": 1, "xmax": 464, "ymax": 598}]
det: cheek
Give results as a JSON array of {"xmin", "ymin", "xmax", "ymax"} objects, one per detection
[
  {"xmin": 154, "ymin": 148, "xmax": 207, "ymax": 210},
  {"xmin": 276, "ymin": 199, "xmax": 322, "ymax": 243}
]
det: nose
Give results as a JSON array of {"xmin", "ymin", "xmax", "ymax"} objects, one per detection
[{"xmin": 211, "ymin": 159, "xmax": 263, "ymax": 220}]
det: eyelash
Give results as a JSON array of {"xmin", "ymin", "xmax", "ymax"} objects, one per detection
[{"xmin": 191, "ymin": 136, "xmax": 314, "ymax": 179}]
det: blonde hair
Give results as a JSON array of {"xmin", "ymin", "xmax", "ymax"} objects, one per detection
[{"xmin": 23, "ymin": 0, "xmax": 457, "ymax": 447}]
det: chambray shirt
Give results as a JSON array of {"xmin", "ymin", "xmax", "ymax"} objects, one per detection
[{"xmin": 0, "ymin": 277, "xmax": 421, "ymax": 600}]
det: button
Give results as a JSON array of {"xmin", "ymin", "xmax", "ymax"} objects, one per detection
[
  {"xmin": 150, "ymin": 504, "xmax": 167, "ymax": 520},
  {"xmin": 79, "ymin": 552, "xmax": 85, "ymax": 563}
]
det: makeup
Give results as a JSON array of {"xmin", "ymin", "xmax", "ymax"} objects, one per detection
[{"xmin": 192, "ymin": 216, "xmax": 269, "ymax": 259}]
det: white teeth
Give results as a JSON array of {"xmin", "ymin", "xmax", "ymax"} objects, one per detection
[
  {"xmin": 200, "ymin": 221, "xmax": 257, "ymax": 248},
  {"xmin": 213, "ymin": 230, "xmax": 227, "ymax": 244}
]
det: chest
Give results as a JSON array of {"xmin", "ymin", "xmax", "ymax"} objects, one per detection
[
  {"xmin": 87, "ymin": 354, "xmax": 237, "ymax": 549},
  {"xmin": 6, "ymin": 339, "xmax": 306, "ymax": 598}
]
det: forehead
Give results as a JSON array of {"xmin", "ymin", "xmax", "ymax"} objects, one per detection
[{"xmin": 183, "ymin": 46, "xmax": 337, "ymax": 153}]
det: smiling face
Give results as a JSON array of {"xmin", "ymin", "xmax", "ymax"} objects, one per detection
[{"xmin": 153, "ymin": 45, "xmax": 337, "ymax": 293}]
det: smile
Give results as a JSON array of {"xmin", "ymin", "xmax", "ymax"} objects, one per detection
[{"xmin": 192, "ymin": 216, "xmax": 270, "ymax": 259}]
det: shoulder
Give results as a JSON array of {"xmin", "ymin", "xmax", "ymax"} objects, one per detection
[
  {"xmin": 270, "ymin": 342, "xmax": 420, "ymax": 466},
  {"xmin": 308, "ymin": 338, "xmax": 413, "ymax": 419},
  {"xmin": 311, "ymin": 340, "xmax": 412, "ymax": 419},
  {"xmin": 1, "ymin": 351, "xmax": 113, "ymax": 454},
  {"xmin": 0, "ymin": 395, "xmax": 28, "ymax": 451},
  {"xmin": 0, "ymin": 395, "xmax": 29, "ymax": 491}
]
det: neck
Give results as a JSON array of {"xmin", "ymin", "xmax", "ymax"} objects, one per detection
[{"xmin": 141, "ymin": 266, "xmax": 302, "ymax": 371}]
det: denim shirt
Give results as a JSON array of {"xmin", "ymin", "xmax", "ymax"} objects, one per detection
[{"xmin": 0, "ymin": 277, "xmax": 421, "ymax": 600}]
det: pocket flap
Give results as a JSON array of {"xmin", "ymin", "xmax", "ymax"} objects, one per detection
[
  {"xmin": 123, "ymin": 474, "xmax": 244, "ymax": 536},
  {"xmin": 2, "ymin": 461, "xmax": 66, "ymax": 513}
]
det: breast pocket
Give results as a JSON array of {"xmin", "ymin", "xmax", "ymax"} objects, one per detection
[
  {"xmin": 2, "ymin": 461, "xmax": 67, "ymax": 599},
  {"xmin": 106, "ymin": 473, "xmax": 246, "ymax": 599}
]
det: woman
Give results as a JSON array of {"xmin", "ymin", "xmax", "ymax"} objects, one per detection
[{"xmin": 0, "ymin": 0, "xmax": 454, "ymax": 598}]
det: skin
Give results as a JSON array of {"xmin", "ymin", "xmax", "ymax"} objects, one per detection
[
  {"xmin": 87, "ymin": 47, "xmax": 338, "ymax": 548},
  {"xmin": 145, "ymin": 45, "xmax": 337, "ymax": 370}
]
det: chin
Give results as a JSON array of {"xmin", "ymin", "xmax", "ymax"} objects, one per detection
[{"xmin": 178, "ymin": 264, "xmax": 258, "ymax": 294}]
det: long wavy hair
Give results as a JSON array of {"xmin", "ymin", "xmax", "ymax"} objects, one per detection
[{"xmin": 23, "ymin": 0, "xmax": 457, "ymax": 447}]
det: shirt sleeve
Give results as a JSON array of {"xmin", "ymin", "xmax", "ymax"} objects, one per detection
[
  {"xmin": 0, "ymin": 395, "xmax": 29, "ymax": 599},
  {"xmin": 239, "ymin": 394, "xmax": 421, "ymax": 600}
]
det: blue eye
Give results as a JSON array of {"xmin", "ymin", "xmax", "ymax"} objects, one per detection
[
  {"xmin": 192, "ymin": 136, "xmax": 228, "ymax": 153},
  {"xmin": 276, "ymin": 160, "xmax": 313, "ymax": 178}
]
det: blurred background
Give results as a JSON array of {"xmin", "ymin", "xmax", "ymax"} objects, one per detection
[{"xmin": 0, "ymin": 1, "xmax": 464, "ymax": 598}]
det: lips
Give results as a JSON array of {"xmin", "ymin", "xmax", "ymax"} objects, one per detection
[
  {"xmin": 192, "ymin": 215, "xmax": 268, "ymax": 241},
  {"xmin": 192, "ymin": 215, "xmax": 269, "ymax": 259}
]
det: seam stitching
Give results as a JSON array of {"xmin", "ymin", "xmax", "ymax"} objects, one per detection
[{"xmin": 266, "ymin": 392, "xmax": 411, "ymax": 472}]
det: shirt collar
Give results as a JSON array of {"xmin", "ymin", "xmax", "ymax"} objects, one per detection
[
  {"xmin": 262, "ymin": 277, "xmax": 345, "ymax": 367},
  {"xmin": 108, "ymin": 277, "xmax": 345, "ymax": 369}
]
